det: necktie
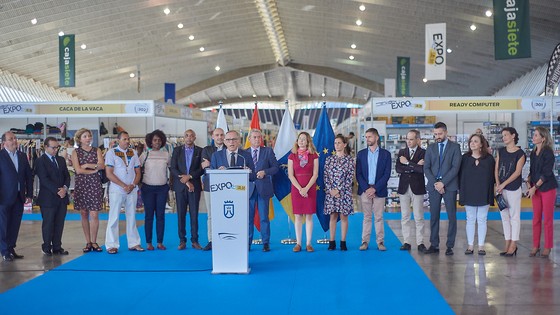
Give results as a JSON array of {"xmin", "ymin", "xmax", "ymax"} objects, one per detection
[
  {"xmin": 252, "ymin": 149, "xmax": 258, "ymax": 165},
  {"xmin": 51, "ymin": 156, "xmax": 58, "ymax": 168},
  {"xmin": 230, "ymin": 152, "xmax": 236, "ymax": 167},
  {"xmin": 437, "ymin": 143, "xmax": 444, "ymax": 178},
  {"xmin": 410, "ymin": 148, "xmax": 415, "ymax": 159}
]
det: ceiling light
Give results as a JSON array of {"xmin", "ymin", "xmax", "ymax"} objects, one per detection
[
  {"xmin": 321, "ymin": 92, "xmax": 326, "ymax": 97},
  {"xmin": 447, "ymin": 48, "xmax": 452, "ymax": 53},
  {"xmin": 129, "ymin": 73, "xmax": 135, "ymax": 78},
  {"xmin": 81, "ymin": 44, "xmax": 87, "ymax": 50},
  {"xmin": 215, "ymin": 66, "xmax": 220, "ymax": 71},
  {"xmin": 355, "ymin": 19, "xmax": 362, "ymax": 26},
  {"xmin": 349, "ymin": 55, "xmax": 355, "ymax": 60},
  {"xmin": 252, "ymin": 94, "xmax": 257, "ymax": 98},
  {"xmin": 177, "ymin": 23, "xmax": 183, "ymax": 29},
  {"xmin": 422, "ymin": 78, "xmax": 428, "ymax": 83},
  {"xmin": 485, "ymin": 10, "xmax": 493, "ymax": 17},
  {"xmin": 58, "ymin": 31, "xmax": 64, "ymax": 36},
  {"xmin": 31, "ymin": 18, "xmax": 37, "ymax": 25},
  {"xmin": 199, "ymin": 47, "xmax": 205, "ymax": 52},
  {"xmin": 470, "ymin": 24, "xmax": 477, "ymax": 31},
  {"xmin": 188, "ymin": 35, "xmax": 195, "ymax": 40},
  {"xmin": 163, "ymin": 8, "xmax": 170, "ymax": 15},
  {"xmin": 351, "ymin": 43, "xmax": 356, "ymax": 49},
  {"xmin": 359, "ymin": 4, "xmax": 366, "ymax": 11}
]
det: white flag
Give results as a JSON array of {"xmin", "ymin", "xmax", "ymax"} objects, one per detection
[
  {"xmin": 425, "ymin": 23, "xmax": 446, "ymax": 81},
  {"xmin": 216, "ymin": 105, "xmax": 228, "ymax": 132}
]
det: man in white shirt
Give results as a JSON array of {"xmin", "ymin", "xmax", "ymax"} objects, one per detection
[{"xmin": 104, "ymin": 131, "xmax": 144, "ymax": 254}]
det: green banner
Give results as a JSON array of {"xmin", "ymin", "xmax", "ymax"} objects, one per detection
[
  {"xmin": 396, "ymin": 57, "xmax": 410, "ymax": 97},
  {"xmin": 493, "ymin": 0, "xmax": 531, "ymax": 60},
  {"xmin": 59, "ymin": 34, "xmax": 75, "ymax": 87}
]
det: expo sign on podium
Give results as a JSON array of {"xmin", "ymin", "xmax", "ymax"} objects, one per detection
[{"xmin": 207, "ymin": 169, "xmax": 250, "ymax": 274}]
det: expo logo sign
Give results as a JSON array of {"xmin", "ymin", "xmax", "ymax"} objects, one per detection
[
  {"xmin": 376, "ymin": 100, "xmax": 415, "ymax": 110},
  {"xmin": 1, "ymin": 104, "xmax": 24, "ymax": 115},
  {"xmin": 210, "ymin": 182, "xmax": 246, "ymax": 192}
]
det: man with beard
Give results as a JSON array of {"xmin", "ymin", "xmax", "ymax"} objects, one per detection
[{"xmin": 423, "ymin": 122, "xmax": 462, "ymax": 256}]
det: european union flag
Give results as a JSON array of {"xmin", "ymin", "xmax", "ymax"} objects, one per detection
[{"xmin": 313, "ymin": 104, "xmax": 335, "ymax": 232}]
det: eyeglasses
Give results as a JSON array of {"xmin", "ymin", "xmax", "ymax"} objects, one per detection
[
  {"xmin": 224, "ymin": 138, "xmax": 238, "ymax": 142},
  {"xmin": 48, "ymin": 146, "xmax": 60, "ymax": 150}
]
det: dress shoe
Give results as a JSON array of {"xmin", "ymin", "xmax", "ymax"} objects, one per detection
[
  {"xmin": 424, "ymin": 246, "xmax": 439, "ymax": 254},
  {"xmin": 359, "ymin": 242, "xmax": 369, "ymax": 251},
  {"xmin": 128, "ymin": 245, "xmax": 145, "ymax": 252},
  {"xmin": 10, "ymin": 250, "xmax": 24, "ymax": 259},
  {"xmin": 157, "ymin": 243, "xmax": 167, "ymax": 250},
  {"xmin": 53, "ymin": 248, "xmax": 69, "ymax": 255},
  {"xmin": 2, "ymin": 254, "xmax": 13, "ymax": 262},
  {"xmin": 293, "ymin": 244, "xmax": 302, "ymax": 252},
  {"xmin": 192, "ymin": 242, "xmax": 203, "ymax": 250},
  {"xmin": 328, "ymin": 241, "xmax": 336, "ymax": 251},
  {"xmin": 42, "ymin": 249, "xmax": 53, "ymax": 256},
  {"xmin": 263, "ymin": 243, "xmax": 270, "ymax": 252},
  {"xmin": 445, "ymin": 247, "xmax": 454, "ymax": 256},
  {"xmin": 202, "ymin": 242, "xmax": 212, "ymax": 251},
  {"xmin": 377, "ymin": 243, "xmax": 387, "ymax": 251},
  {"xmin": 400, "ymin": 243, "xmax": 411, "ymax": 251},
  {"xmin": 418, "ymin": 244, "xmax": 427, "ymax": 252},
  {"xmin": 340, "ymin": 241, "xmax": 347, "ymax": 251},
  {"xmin": 146, "ymin": 243, "xmax": 155, "ymax": 251},
  {"xmin": 178, "ymin": 242, "xmax": 186, "ymax": 250},
  {"xmin": 306, "ymin": 245, "xmax": 314, "ymax": 252}
]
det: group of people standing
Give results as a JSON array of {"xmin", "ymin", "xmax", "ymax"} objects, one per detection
[{"xmin": 0, "ymin": 120, "xmax": 557, "ymax": 261}]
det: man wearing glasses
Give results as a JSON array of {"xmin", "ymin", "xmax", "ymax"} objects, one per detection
[{"xmin": 35, "ymin": 137, "xmax": 71, "ymax": 256}]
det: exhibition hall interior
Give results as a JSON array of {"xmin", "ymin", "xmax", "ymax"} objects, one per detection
[{"xmin": 0, "ymin": 1, "xmax": 559, "ymax": 314}]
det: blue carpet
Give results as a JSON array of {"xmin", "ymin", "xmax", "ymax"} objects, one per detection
[{"xmin": 5, "ymin": 205, "xmax": 453, "ymax": 314}]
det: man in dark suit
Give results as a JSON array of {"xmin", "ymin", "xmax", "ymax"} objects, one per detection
[
  {"xmin": 200, "ymin": 128, "xmax": 225, "ymax": 251},
  {"xmin": 0, "ymin": 131, "xmax": 33, "ymax": 262},
  {"xmin": 170, "ymin": 129, "xmax": 204, "ymax": 250},
  {"xmin": 356, "ymin": 128, "xmax": 392, "ymax": 251},
  {"xmin": 423, "ymin": 122, "xmax": 462, "ymax": 256},
  {"xmin": 35, "ymin": 137, "xmax": 71, "ymax": 256},
  {"xmin": 247, "ymin": 129, "xmax": 279, "ymax": 252},
  {"xmin": 395, "ymin": 130, "xmax": 427, "ymax": 252}
]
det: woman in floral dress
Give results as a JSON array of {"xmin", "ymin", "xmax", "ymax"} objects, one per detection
[
  {"xmin": 324, "ymin": 135, "xmax": 355, "ymax": 251},
  {"xmin": 71, "ymin": 128, "xmax": 105, "ymax": 253}
]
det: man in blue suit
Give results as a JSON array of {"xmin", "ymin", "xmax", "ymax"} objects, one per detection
[
  {"xmin": 0, "ymin": 131, "xmax": 33, "ymax": 262},
  {"xmin": 35, "ymin": 137, "xmax": 71, "ymax": 256},
  {"xmin": 423, "ymin": 122, "xmax": 462, "ymax": 256},
  {"xmin": 356, "ymin": 128, "xmax": 392, "ymax": 251},
  {"xmin": 247, "ymin": 129, "xmax": 279, "ymax": 252}
]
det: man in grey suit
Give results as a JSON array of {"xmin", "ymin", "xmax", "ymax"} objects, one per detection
[{"xmin": 423, "ymin": 122, "xmax": 462, "ymax": 256}]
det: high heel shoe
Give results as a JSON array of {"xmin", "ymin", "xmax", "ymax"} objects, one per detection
[
  {"xmin": 504, "ymin": 247, "xmax": 517, "ymax": 257},
  {"xmin": 499, "ymin": 251, "xmax": 508, "ymax": 256},
  {"xmin": 541, "ymin": 248, "xmax": 551, "ymax": 258},
  {"xmin": 328, "ymin": 241, "xmax": 336, "ymax": 251},
  {"xmin": 82, "ymin": 243, "xmax": 93, "ymax": 253},
  {"xmin": 529, "ymin": 248, "xmax": 540, "ymax": 257}
]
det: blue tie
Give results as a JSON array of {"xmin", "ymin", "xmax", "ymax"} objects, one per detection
[
  {"xmin": 51, "ymin": 156, "xmax": 58, "ymax": 169},
  {"xmin": 437, "ymin": 143, "xmax": 444, "ymax": 178}
]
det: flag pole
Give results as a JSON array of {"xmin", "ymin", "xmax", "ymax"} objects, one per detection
[
  {"xmin": 316, "ymin": 101, "xmax": 330, "ymax": 245},
  {"xmin": 280, "ymin": 100, "xmax": 297, "ymax": 245}
]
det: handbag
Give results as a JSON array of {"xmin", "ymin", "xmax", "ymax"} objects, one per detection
[
  {"xmin": 98, "ymin": 169, "xmax": 110, "ymax": 184},
  {"xmin": 139, "ymin": 151, "xmax": 150, "ymax": 185},
  {"xmin": 495, "ymin": 193, "xmax": 508, "ymax": 211}
]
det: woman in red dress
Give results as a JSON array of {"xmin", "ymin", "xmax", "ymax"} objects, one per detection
[{"xmin": 288, "ymin": 132, "xmax": 319, "ymax": 252}]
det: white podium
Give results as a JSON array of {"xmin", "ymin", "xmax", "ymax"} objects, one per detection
[{"xmin": 207, "ymin": 169, "xmax": 250, "ymax": 274}]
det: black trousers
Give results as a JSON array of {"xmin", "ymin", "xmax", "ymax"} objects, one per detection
[
  {"xmin": 40, "ymin": 203, "xmax": 68, "ymax": 251},
  {"xmin": 0, "ymin": 198, "xmax": 23, "ymax": 256},
  {"xmin": 176, "ymin": 189, "xmax": 201, "ymax": 243}
]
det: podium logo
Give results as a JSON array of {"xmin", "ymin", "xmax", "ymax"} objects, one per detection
[
  {"xmin": 211, "ymin": 181, "xmax": 234, "ymax": 192},
  {"xmin": 224, "ymin": 200, "xmax": 235, "ymax": 218}
]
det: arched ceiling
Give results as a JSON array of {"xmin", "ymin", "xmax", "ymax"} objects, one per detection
[{"xmin": 0, "ymin": 0, "xmax": 558, "ymax": 107}]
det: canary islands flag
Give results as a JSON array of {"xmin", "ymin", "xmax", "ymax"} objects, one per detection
[
  {"xmin": 273, "ymin": 105, "xmax": 298, "ymax": 222},
  {"xmin": 313, "ymin": 103, "xmax": 335, "ymax": 232}
]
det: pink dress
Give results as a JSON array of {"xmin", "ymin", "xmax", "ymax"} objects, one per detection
[{"xmin": 289, "ymin": 152, "xmax": 318, "ymax": 215}]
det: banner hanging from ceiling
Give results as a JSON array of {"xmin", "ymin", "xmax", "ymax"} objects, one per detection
[
  {"xmin": 396, "ymin": 57, "xmax": 410, "ymax": 97},
  {"xmin": 425, "ymin": 23, "xmax": 446, "ymax": 80},
  {"xmin": 493, "ymin": 0, "xmax": 531, "ymax": 60},
  {"xmin": 58, "ymin": 34, "xmax": 75, "ymax": 87},
  {"xmin": 545, "ymin": 42, "xmax": 560, "ymax": 96}
]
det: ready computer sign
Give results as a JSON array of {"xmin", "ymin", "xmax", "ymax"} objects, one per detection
[{"xmin": 59, "ymin": 34, "xmax": 75, "ymax": 87}]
